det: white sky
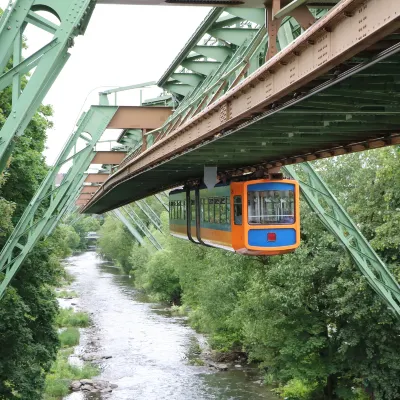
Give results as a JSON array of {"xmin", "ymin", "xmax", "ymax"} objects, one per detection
[{"xmin": 0, "ymin": 1, "xmax": 210, "ymax": 164}]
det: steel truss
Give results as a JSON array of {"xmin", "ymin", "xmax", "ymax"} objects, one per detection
[
  {"xmin": 136, "ymin": 199, "xmax": 162, "ymax": 233},
  {"xmin": 112, "ymin": 209, "xmax": 144, "ymax": 246},
  {"xmin": 122, "ymin": 205, "xmax": 162, "ymax": 250},
  {"xmin": 0, "ymin": 105, "xmax": 117, "ymax": 299},
  {"xmin": 0, "ymin": 0, "xmax": 95, "ymax": 172},
  {"xmin": 284, "ymin": 162, "xmax": 400, "ymax": 319}
]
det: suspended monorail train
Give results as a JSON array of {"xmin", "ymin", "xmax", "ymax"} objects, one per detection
[{"xmin": 169, "ymin": 179, "xmax": 300, "ymax": 256}]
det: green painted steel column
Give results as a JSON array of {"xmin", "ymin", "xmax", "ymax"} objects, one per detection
[
  {"xmin": 112, "ymin": 209, "xmax": 145, "ymax": 246},
  {"xmin": 123, "ymin": 206, "xmax": 162, "ymax": 251},
  {"xmin": 283, "ymin": 162, "xmax": 400, "ymax": 319},
  {"xmin": 0, "ymin": 105, "xmax": 117, "ymax": 299}
]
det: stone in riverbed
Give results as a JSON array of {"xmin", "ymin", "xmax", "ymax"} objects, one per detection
[
  {"xmin": 70, "ymin": 380, "xmax": 82, "ymax": 391},
  {"xmin": 102, "ymin": 355, "xmax": 112, "ymax": 359},
  {"xmin": 80, "ymin": 379, "xmax": 94, "ymax": 385},
  {"xmin": 206, "ymin": 361, "xmax": 229, "ymax": 371},
  {"xmin": 93, "ymin": 380, "xmax": 109, "ymax": 389},
  {"xmin": 110, "ymin": 383, "xmax": 118, "ymax": 389},
  {"xmin": 101, "ymin": 388, "xmax": 113, "ymax": 393},
  {"xmin": 81, "ymin": 384, "xmax": 92, "ymax": 391}
]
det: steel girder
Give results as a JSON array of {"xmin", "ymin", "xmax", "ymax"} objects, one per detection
[
  {"xmin": 136, "ymin": 199, "xmax": 162, "ymax": 233},
  {"xmin": 0, "ymin": 105, "xmax": 117, "ymax": 299},
  {"xmin": 283, "ymin": 162, "xmax": 400, "ymax": 319},
  {"xmin": 122, "ymin": 206, "xmax": 162, "ymax": 250},
  {"xmin": 155, "ymin": 193, "xmax": 169, "ymax": 211},
  {"xmin": 0, "ymin": 0, "xmax": 96, "ymax": 173},
  {"xmin": 112, "ymin": 209, "xmax": 144, "ymax": 246}
]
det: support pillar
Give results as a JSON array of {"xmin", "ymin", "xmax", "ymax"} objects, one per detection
[
  {"xmin": 0, "ymin": 105, "xmax": 117, "ymax": 299},
  {"xmin": 283, "ymin": 162, "xmax": 400, "ymax": 319}
]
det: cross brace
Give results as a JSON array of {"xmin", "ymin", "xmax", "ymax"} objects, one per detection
[
  {"xmin": 112, "ymin": 209, "xmax": 145, "ymax": 246},
  {"xmin": 0, "ymin": 0, "xmax": 96, "ymax": 173},
  {"xmin": 122, "ymin": 206, "xmax": 162, "ymax": 251},
  {"xmin": 283, "ymin": 162, "xmax": 400, "ymax": 319},
  {"xmin": 0, "ymin": 105, "xmax": 117, "ymax": 299}
]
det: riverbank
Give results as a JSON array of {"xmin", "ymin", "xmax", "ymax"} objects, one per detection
[
  {"xmin": 58, "ymin": 251, "xmax": 277, "ymax": 399},
  {"xmin": 44, "ymin": 259, "xmax": 118, "ymax": 399}
]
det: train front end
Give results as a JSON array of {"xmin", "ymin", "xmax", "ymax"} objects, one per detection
[{"xmin": 231, "ymin": 179, "xmax": 300, "ymax": 256}]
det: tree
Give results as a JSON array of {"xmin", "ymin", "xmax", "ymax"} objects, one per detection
[{"xmin": 98, "ymin": 216, "xmax": 136, "ymax": 273}]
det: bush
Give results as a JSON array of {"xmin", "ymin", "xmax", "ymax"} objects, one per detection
[
  {"xmin": 44, "ymin": 349, "xmax": 99, "ymax": 399},
  {"xmin": 56, "ymin": 308, "xmax": 89, "ymax": 328},
  {"xmin": 277, "ymin": 379, "xmax": 318, "ymax": 400},
  {"xmin": 59, "ymin": 328, "xmax": 80, "ymax": 347},
  {"xmin": 56, "ymin": 290, "xmax": 78, "ymax": 299}
]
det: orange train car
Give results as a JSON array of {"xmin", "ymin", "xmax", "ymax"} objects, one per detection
[{"xmin": 169, "ymin": 179, "xmax": 300, "ymax": 256}]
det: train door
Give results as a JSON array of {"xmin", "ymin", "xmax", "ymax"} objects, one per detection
[{"xmin": 230, "ymin": 182, "xmax": 245, "ymax": 252}]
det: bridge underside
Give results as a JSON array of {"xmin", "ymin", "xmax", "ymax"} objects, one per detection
[{"xmin": 84, "ymin": 38, "xmax": 400, "ymax": 214}]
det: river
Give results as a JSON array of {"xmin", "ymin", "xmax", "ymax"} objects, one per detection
[{"xmin": 63, "ymin": 252, "xmax": 278, "ymax": 400}]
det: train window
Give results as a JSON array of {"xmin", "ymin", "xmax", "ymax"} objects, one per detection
[
  {"xmin": 234, "ymin": 196, "xmax": 242, "ymax": 225},
  {"xmin": 208, "ymin": 198, "xmax": 214, "ymax": 223},
  {"xmin": 177, "ymin": 200, "xmax": 181, "ymax": 219},
  {"xmin": 220, "ymin": 197, "xmax": 226, "ymax": 224},
  {"xmin": 248, "ymin": 189, "xmax": 295, "ymax": 224},
  {"xmin": 226, "ymin": 197, "xmax": 231, "ymax": 224},
  {"xmin": 183, "ymin": 200, "xmax": 187, "ymax": 220},
  {"xmin": 214, "ymin": 198, "xmax": 220, "ymax": 224},
  {"xmin": 203, "ymin": 198, "xmax": 209, "ymax": 222}
]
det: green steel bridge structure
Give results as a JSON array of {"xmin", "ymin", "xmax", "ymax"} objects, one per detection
[{"xmin": 0, "ymin": 0, "xmax": 400, "ymax": 320}]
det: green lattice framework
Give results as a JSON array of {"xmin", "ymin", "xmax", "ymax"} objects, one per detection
[
  {"xmin": 122, "ymin": 7, "xmax": 328, "ymax": 161},
  {"xmin": 0, "ymin": 105, "xmax": 117, "ymax": 299},
  {"xmin": 283, "ymin": 163, "xmax": 400, "ymax": 319},
  {"xmin": 0, "ymin": 0, "xmax": 95, "ymax": 172}
]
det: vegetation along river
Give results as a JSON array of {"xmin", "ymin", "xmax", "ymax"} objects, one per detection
[{"xmin": 63, "ymin": 251, "xmax": 278, "ymax": 400}]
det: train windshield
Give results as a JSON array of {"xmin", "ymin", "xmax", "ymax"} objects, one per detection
[{"xmin": 247, "ymin": 185, "xmax": 295, "ymax": 224}]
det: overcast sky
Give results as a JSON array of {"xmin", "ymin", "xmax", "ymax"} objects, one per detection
[{"xmin": 0, "ymin": 1, "xmax": 210, "ymax": 164}]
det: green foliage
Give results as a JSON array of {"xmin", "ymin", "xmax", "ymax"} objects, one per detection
[
  {"xmin": 56, "ymin": 290, "xmax": 78, "ymax": 299},
  {"xmin": 0, "ymin": 47, "xmax": 82, "ymax": 398},
  {"xmin": 56, "ymin": 308, "xmax": 89, "ymax": 328},
  {"xmin": 135, "ymin": 249, "xmax": 181, "ymax": 303},
  {"xmin": 73, "ymin": 216, "xmax": 101, "ymax": 250},
  {"xmin": 59, "ymin": 328, "xmax": 80, "ymax": 347},
  {"xmin": 57, "ymin": 224, "xmax": 81, "ymax": 254},
  {"xmin": 276, "ymin": 379, "xmax": 317, "ymax": 400},
  {"xmin": 44, "ymin": 349, "xmax": 99, "ymax": 400},
  {"xmin": 98, "ymin": 216, "xmax": 136, "ymax": 273}
]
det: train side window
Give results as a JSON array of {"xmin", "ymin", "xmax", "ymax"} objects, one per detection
[
  {"xmin": 183, "ymin": 200, "xmax": 186, "ymax": 220},
  {"xmin": 191, "ymin": 200, "xmax": 195, "ymax": 221},
  {"xmin": 214, "ymin": 198, "xmax": 220, "ymax": 224},
  {"xmin": 208, "ymin": 198, "xmax": 214, "ymax": 223},
  {"xmin": 234, "ymin": 196, "xmax": 242, "ymax": 225},
  {"xmin": 203, "ymin": 198, "xmax": 209, "ymax": 222},
  {"xmin": 220, "ymin": 197, "xmax": 226, "ymax": 224},
  {"xmin": 177, "ymin": 200, "xmax": 181, "ymax": 219},
  {"xmin": 226, "ymin": 197, "xmax": 231, "ymax": 223}
]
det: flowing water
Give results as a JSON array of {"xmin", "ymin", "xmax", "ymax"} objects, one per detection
[{"xmin": 63, "ymin": 252, "xmax": 278, "ymax": 400}]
